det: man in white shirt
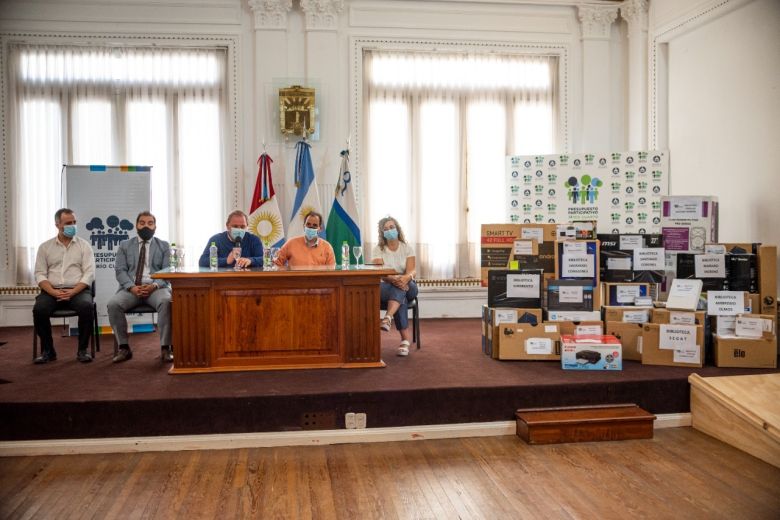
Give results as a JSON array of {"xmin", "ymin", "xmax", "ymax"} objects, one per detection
[
  {"xmin": 33, "ymin": 208, "xmax": 96, "ymax": 364},
  {"xmin": 107, "ymin": 211, "xmax": 173, "ymax": 363}
]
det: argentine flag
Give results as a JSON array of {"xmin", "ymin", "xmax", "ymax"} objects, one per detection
[
  {"xmin": 326, "ymin": 149, "xmax": 361, "ymax": 265},
  {"xmin": 248, "ymin": 153, "xmax": 285, "ymax": 248},
  {"xmin": 288, "ymin": 140, "xmax": 322, "ymax": 238}
]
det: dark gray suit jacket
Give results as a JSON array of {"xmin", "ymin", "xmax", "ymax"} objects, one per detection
[{"xmin": 114, "ymin": 236, "xmax": 171, "ymax": 291}]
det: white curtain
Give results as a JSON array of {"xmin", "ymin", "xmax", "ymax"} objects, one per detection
[
  {"xmin": 8, "ymin": 44, "xmax": 226, "ymax": 284},
  {"xmin": 364, "ymin": 50, "xmax": 557, "ymax": 279}
]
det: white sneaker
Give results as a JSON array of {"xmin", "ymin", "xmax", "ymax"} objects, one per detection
[
  {"xmin": 380, "ymin": 315, "xmax": 392, "ymax": 331},
  {"xmin": 397, "ymin": 340, "xmax": 410, "ymax": 356}
]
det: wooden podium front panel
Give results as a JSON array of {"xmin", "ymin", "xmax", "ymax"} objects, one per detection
[
  {"xmin": 215, "ymin": 287, "xmax": 339, "ymax": 363},
  {"xmin": 171, "ymin": 286, "xmax": 211, "ymax": 369},
  {"xmin": 344, "ymin": 284, "xmax": 381, "ymax": 363}
]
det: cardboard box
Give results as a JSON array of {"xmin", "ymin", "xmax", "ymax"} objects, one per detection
[
  {"xmin": 650, "ymin": 308, "xmax": 706, "ymax": 325},
  {"xmin": 604, "ymin": 321, "xmax": 645, "ymax": 361},
  {"xmin": 604, "ymin": 283, "xmax": 650, "ymax": 306},
  {"xmin": 603, "ymin": 306, "xmax": 653, "ymax": 324},
  {"xmin": 561, "ymin": 335, "xmax": 622, "ymax": 370},
  {"xmin": 498, "ymin": 323, "xmax": 562, "ymax": 361},
  {"xmin": 556, "ymin": 221, "xmax": 597, "ymax": 240},
  {"xmin": 548, "ymin": 321, "xmax": 604, "ymax": 337},
  {"xmin": 758, "ymin": 245, "xmax": 777, "ymax": 318},
  {"xmin": 661, "ymin": 196, "xmax": 718, "ymax": 253},
  {"xmin": 487, "ymin": 269, "xmax": 543, "ymax": 308},
  {"xmin": 545, "ymin": 310, "xmax": 602, "ymax": 322},
  {"xmin": 516, "ymin": 223, "xmax": 558, "ymax": 281},
  {"xmin": 713, "ymin": 334, "xmax": 778, "ymax": 368},
  {"xmin": 546, "ymin": 280, "xmax": 595, "ymax": 311},
  {"xmin": 640, "ymin": 323, "xmax": 704, "ymax": 367},
  {"xmin": 487, "ymin": 307, "xmax": 544, "ymax": 359}
]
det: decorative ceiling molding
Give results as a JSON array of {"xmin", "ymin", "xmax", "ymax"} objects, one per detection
[
  {"xmin": 248, "ymin": 0, "xmax": 293, "ymax": 30},
  {"xmin": 577, "ymin": 5, "xmax": 618, "ymax": 40},
  {"xmin": 621, "ymin": 0, "xmax": 649, "ymax": 30},
  {"xmin": 300, "ymin": 0, "xmax": 345, "ymax": 31}
]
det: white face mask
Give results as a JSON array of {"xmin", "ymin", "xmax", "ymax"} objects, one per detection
[
  {"xmin": 230, "ymin": 228, "xmax": 246, "ymax": 241},
  {"xmin": 304, "ymin": 227, "xmax": 319, "ymax": 240}
]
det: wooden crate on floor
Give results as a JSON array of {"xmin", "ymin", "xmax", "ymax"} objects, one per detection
[{"xmin": 515, "ymin": 404, "xmax": 655, "ymax": 444}]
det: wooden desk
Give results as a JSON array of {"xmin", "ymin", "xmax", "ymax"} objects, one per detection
[{"xmin": 153, "ymin": 266, "xmax": 395, "ymax": 374}]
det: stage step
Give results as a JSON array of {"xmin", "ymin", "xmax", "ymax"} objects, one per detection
[
  {"xmin": 689, "ymin": 373, "xmax": 780, "ymax": 468},
  {"xmin": 515, "ymin": 404, "xmax": 655, "ymax": 445}
]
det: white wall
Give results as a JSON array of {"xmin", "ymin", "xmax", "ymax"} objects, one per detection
[{"xmin": 653, "ymin": 0, "xmax": 780, "ymax": 248}]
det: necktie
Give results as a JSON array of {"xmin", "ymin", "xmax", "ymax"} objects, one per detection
[{"xmin": 135, "ymin": 241, "xmax": 147, "ymax": 286}]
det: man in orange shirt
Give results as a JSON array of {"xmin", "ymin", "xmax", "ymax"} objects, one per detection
[{"xmin": 275, "ymin": 211, "xmax": 336, "ymax": 267}]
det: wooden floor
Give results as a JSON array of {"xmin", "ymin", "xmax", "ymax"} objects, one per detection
[{"xmin": 1, "ymin": 428, "xmax": 779, "ymax": 519}]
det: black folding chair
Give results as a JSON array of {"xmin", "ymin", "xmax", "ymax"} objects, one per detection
[{"xmin": 32, "ymin": 281, "xmax": 100, "ymax": 360}]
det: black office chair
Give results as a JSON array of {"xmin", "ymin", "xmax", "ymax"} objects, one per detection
[
  {"xmin": 381, "ymin": 296, "xmax": 421, "ymax": 349},
  {"xmin": 112, "ymin": 303, "xmax": 157, "ymax": 355},
  {"xmin": 32, "ymin": 281, "xmax": 100, "ymax": 360}
]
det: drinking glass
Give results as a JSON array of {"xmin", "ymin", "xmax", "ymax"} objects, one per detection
[
  {"xmin": 232, "ymin": 246, "xmax": 242, "ymax": 270},
  {"xmin": 352, "ymin": 246, "xmax": 363, "ymax": 268}
]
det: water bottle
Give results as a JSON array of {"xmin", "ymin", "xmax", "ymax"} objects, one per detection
[
  {"xmin": 169, "ymin": 242, "xmax": 178, "ymax": 271},
  {"xmin": 209, "ymin": 241, "xmax": 218, "ymax": 271},
  {"xmin": 341, "ymin": 241, "xmax": 350, "ymax": 270}
]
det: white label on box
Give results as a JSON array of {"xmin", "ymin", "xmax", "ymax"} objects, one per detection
[
  {"xmin": 619, "ymin": 235, "xmax": 644, "ymax": 250},
  {"xmin": 673, "ymin": 345, "xmax": 701, "ymax": 364},
  {"xmin": 694, "ymin": 254, "xmax": 726, "ymax": 278},
  {"xmin": 622, "ymin": 310, "xmax": 650, "ymax": 324},
  {"xmin": 761, "ymin": 318, "xmax": 775, "ymax": 333},
  {"xmin": 633, "ymin": 248, "xmax": 665, "ymax": 270},
  {"xmin": 607, "ymin": 257, "xmax": 632, "ymax": 271},
  {"xmin": 669, "ymin": 198, "xmax": 702, "ymax": 219},
  {"xmin": 637, "ymin": 336, "xmax": 643, "ymax": 354},
  {"xmin": 670, "ymin": 312, "xmax": 696, "ymax": 325},
  {"xmin": 705, "ymin": 244, "xmax": 727, "ymax": 255},
  {"xmin": 562, "ymin": 254, "xmax": 594, "ymax": 277},
  {"xmin": 575, "ymin": 325, "xmax": 602, "ymax": 336},
  {"xmin": 735, "ymin": 317, "xmax": 763, "ymax": 338},
  {"xmin": 563, "ymin": 241, "xmax": 587, "ymax": 254},
  {"xmin": 544, "ymin": 325, "xmax": 558, "ymax": 333},
  {"xmin": 707, "ymin": 291, "xmax": 746, "ymax": 316},
  {"xmin": 616, "ymin": 286, "xmax": 640, "ymax": 303},
  {"xmin": 635, "ymin": 296, "xmax": 653, "ymax": 307},
  {"xmin": 521, "ymin": 228, "xmax": 544, "ymax": 244},
  {"xmin": 716, "ymin": 315, "xmax": 737, "ymax": 336},
  {"xmin": 507, "ymin": 274, "xmax": 540, "ymax": 299},
  {"xmin": 513, "ymin": 240, "xmax": 534, "ymax": 256},
  {"xmin": 525, "ymin": 338, "xmax": 553, "ymax": 355},
  {"xmin": 659, "ymin": 324, "xmax": 697, "ymax": 350},
  {"xmin": 559, "ymin": 285, "xmax": 584, "ymax": 303},
  {"xmin": 494, "ymin": 310, "xmax": 517, "ymax": 326}
]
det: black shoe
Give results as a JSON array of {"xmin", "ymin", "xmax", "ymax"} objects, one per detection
[
  {"xmin": 112, "ymin": 347, "xmax": 132, "ymax": 363},
  {"xmin": 161, "ymin": 346, "xmax": 173, "ymax": 363},
  {"xmin": 33, "ymin": 351, "xmax": 57, "ymax": 364},
  {"xmin": 77, "ymin": 350, "xmax": 93, "ymax": 363}
]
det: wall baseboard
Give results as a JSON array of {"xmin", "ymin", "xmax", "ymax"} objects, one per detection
[{"xmin": 0, "ymin": 413, "xmax": 691, "ymax": 457}]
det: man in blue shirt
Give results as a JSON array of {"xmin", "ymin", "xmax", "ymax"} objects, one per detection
[{"xmin": 198, "ymin": 210, "xmax": 264, "ymax": 268}]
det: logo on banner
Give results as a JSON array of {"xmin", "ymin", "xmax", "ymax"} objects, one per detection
[
  {"xmin": 559, "ymin": 155, "xmax": 569, "ymax": 166},
  {"xmin": 638, "ymin": 152, "xmax": 648, "ymax": 161},
  {"xmin": 547, "ymin": 173, "xmax": 557, "ymax": 183},
  {"xmin": 564, "ymin": 175, "xmax": 602, "ymax": 205},
  {"xmin": 535, "ymin": 156, "xmax": 544, "ymax": 166},
  {"xmin": 611, "ymin": 153, "xmax": 622, "ymax": 162},
  {"xmin": 626, "ymin": 156, "xmax": 634, "ymax": 164},
  {"xmin": 86, "ymin": 215, "xmax": 134, "ymax": 269},
  {"xmin": 611, "ymin": 182, "xmax": 621, "ymax": 192},
  {"xmin": 585, "ymin": 154, "xmax": 595, "ymax": 165}
]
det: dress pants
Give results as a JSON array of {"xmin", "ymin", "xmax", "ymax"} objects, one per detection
[
  {"xmin": 33, "ymin": 291, "xmax": 93, "ymax": 353},
  {"xmin": 107, "ymin": 287, "xmax": 172, "ymax": 346}
]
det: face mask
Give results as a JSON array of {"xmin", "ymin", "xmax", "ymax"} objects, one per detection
[
  {"xmin": 304, "ymin": 227, "xmax": 319, "ymax": 241},
  {"xmin": 137, "ymin": 227, "xmax": 155, "ymax": 241},
  {"xmin": 383, "ymin": 228, "xmax": 399, "ymax": 241},
  {"xmin": 230, "ymin": 228, "xmax": 246, "ymax": 241},
  {"xmin": 63, "ymin": 224, "xmax": 77, "ymax": 238}
]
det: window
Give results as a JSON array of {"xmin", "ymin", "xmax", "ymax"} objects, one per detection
[
  {"xmin": 363, "ymin": 50, "xmax": 557, "ymax": 278},
  {"xmin": 9, "ymin": 44, "xmax": 227, "ymax": 283}
]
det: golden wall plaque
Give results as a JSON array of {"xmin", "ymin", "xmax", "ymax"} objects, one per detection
[{"xmin": 279, "ymin": 85, "xmax": 315, "ymax": 137}]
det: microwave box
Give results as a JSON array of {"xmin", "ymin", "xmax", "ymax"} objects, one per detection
[
  {"xmin": 660, "ymin": 196, "xmax": 718, "ymax": 253},
  {"xmin": 604, "ymin": 321, "xmax": 645, "ymax": 361},
  {"xmin": 561, "ymin": 335, "xmax": 622, "ymax": 370},
  {"xmin": 640, "ymin": 323, "xmax": 704, "ymax": 368},
  {"xmin": 498, "ymin": 322, "xmax": 562, "ymax": 361}
]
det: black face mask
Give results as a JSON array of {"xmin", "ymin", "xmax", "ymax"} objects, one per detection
[{"xmin": 137, "ymin": 227, "xmax": 155, "ymax": 241}]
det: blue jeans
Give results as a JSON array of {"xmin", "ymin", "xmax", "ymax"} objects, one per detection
[{"xmin": 380, "ymin": 280, "xmax": 418, "ymax": 331}]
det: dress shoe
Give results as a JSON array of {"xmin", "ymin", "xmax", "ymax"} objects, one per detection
[
  {"xmin": 33, "ymin": 351, "xmax": 57, "ymax": 364},
  {"xmin": 77, "ymin": 350, "xmax": 93, "ymax": 363},
  {"xmin": 161, "ymin": 346, "xmax": 174, "ymax": 363},
  {"xmin": 112, "ymin": 347, "xmax": 133, "ymax": 363}
]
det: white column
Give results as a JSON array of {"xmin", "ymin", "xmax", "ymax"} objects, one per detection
[
  {"xmin": 578, "ymin": 5, "xmax": 618, "ymax": 151},
  {"xmin": 621, "ymin": 0, "xmax": 649, "ymax": 151}
]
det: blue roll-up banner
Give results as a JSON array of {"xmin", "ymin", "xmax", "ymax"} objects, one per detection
[{"xmin": 63, "ymin": 165, "xmax": 151, "ymax": 330}]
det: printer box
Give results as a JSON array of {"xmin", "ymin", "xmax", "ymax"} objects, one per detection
[
  {"xmin": 713, "ymin": 334, "xmax": 777, "ymax": 368},
  {"xmin": 561, "ymin": 335, "xmax": 622, "ymax": 370},
  {"xmin": 486, "ymin": 307, "xmax": 544, "ymax": 359},
  {"xmin": 604, "ymin": 321, "xmax": 645, "ymax": 361},
  {"xmin": 661, "ymin": 196, "xmax": 718, "ymax": 253},
  {"xmin": 640, "ymin": 323, "xmax": 704, "ymax": 367},
  {"xmin": 498, "ymin": 323, "xmax": 562, "ymax": 361}
]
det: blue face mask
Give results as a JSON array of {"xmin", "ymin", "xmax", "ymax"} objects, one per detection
[
  {"xmin": 230, "ymin": 228, "xmax": 246, "ymax": 241},
  {"xmin": 304, "ymin": 227, "xmax": 319, "ymax": 241},
  {"xmin": 383, "ymin": 228, "xmax": 398, "ymax": 241},
  {"xmin": 63, "ymin": 224, "xmax": 77, "ymax": 238}
]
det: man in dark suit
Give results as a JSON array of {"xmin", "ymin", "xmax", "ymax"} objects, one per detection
[{"xmin": 107, "ymin": 211, "xmax": 173, "ymax": 363}]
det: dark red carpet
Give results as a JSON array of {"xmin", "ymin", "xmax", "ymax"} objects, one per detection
[{"xmin": 1, "ymin": 320, "xmax": 777, "ymax": 440}]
